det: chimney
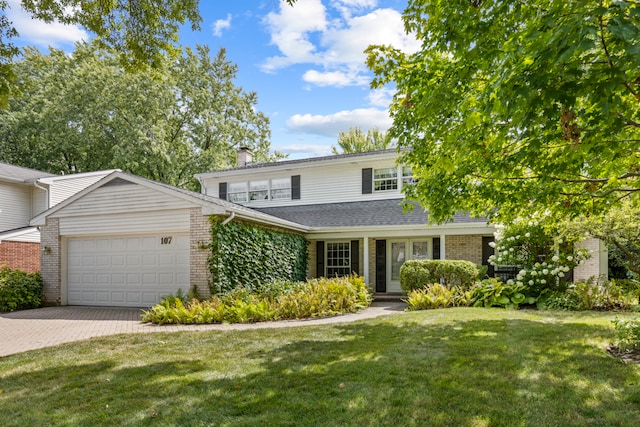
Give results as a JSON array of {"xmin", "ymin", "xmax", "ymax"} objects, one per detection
[{"xmin": 237, "ymin": 146, "xmax": 253, "ymax": 167}]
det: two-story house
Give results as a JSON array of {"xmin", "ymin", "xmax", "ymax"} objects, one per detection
[
  {"xmin": 32, "ymin": 148, "xmax": 606, "ymax": 307},
  {"xmin": 0, "ymin": 162, "xmax": 116, "ymax": 272},
  {"xmin": 195, "ymin": 148, "xmax": 494, "ymax": 293}
]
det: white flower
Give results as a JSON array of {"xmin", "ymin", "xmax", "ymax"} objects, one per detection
[
  {"xmin": 542, "ymin": 269, "xmax": 549, "ymax": 275},
  {"xmin": 557, "ymin": 238, "xmax": 563, "ymax": 244},
  {"xmin": 529, "ymin": 280, "xmax": 534, "ymax": 285},
  {"xmin": 525, "ymin": 232, "xmax": 531, "ymax": 238},
  {"xmin": 517, "ymin": 281, "xmax": 523, "ymax": 286},
  {"xmin": 567, "ymin": 255, "xmax": 573, "ymax": 261},
  {"xmin": 516, "ymin": 235, "xmax": 521, "ymax": 240},
  {"xmin": 507, "ymin": 279, "xmax": 514, "ymax": 285},
  {"xmin": 519, "ymin": 269, "xmax": 526, "ymax": 276},
  {"xmin": 497, "ymin": 257, "xmax": 503, "ymax": 262},
  {"xmin": 528, "ymin": 221, "xmax": 533, "ymax": 227},
  {"xmin": 534, "ymin": 263, "xmax": 541, "ymax": 268},
  {"xmin": 509, "ymin": 247, "xmax": 514, "ymax": 252},
  {"xmin": 558, "ymin": 272, "xmax": 565, "ymax": 278},
  {"xmin": 552, "ymin": 256, "xmax": 559, "ymax": 262},
  {"xmin": 540, "ymin": 279, "xmax": 546, "ymax": 284},
  {"xmin": 563, "ymin": 266, "xmax": 570, "ymax": 272},
  {"xmin": 531, "ymin": 271, "xmax": 537, "ymax": 276},
  {"xmin": 488, "ymin": 241, "xmax": 496, "ymax": 248}
]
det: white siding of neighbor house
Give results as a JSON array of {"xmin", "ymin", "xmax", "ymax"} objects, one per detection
[
  {"xmin": 47, "ymin": 172, "xmax": 114, "ymax": 207},
  {"xmin": 49, "ymin": 182, "xmax": 196, "ymax": 219},
  {"xmin": 202, "ymin": 156, "xmax": 407, "ymax": 208},
  {"xmin": 0, "ymin": 182, "xmax": 32, "ymax": 231},
  {"xmin": 31, "ymin": 186, "xmax": 47, "ymax": 218},
  {"xmin": 0, "ymin": 227, "xmax": 40, "ymax": 243}
]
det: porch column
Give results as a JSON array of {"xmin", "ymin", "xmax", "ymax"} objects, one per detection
[
  {"xmin": 363, "ymin": 235, "xmax": 369, "ymax": 284},
  {"xmin": 440, "ymin": 233, "xmax": 446, "ymax": 260}
]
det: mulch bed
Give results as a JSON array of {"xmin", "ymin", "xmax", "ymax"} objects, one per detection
[{"xmin": 607, "ymin": 346, "xmax": 640, "ymax": 363}]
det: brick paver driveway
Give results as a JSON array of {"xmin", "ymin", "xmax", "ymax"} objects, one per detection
[{"xmin": 0, "ymin": 302, "xmax": 405, "ymax": 357}]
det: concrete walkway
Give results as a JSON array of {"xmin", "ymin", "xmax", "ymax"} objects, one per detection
[{"xmin": 0, "ymin": 302, "xmax": 406, "ymax": 357}]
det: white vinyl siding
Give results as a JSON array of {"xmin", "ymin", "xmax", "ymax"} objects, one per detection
[
  {"xmin": 50, "ymin": 182, "xmax": 196, "ymax": 218},
  {"xmin": 59, "ymin": 209, "xmax": 190, "ymax": 235},
  {"xmin": 48, "ymin": 173, "xmax": 112, "ymax": 207},
  {"xmin": 200, "ymin": 154, "xmax": 403, "ymax": 208},
  {"xmin": 0, "ymin": 183, "xmax": 32, "ymax": 231}
]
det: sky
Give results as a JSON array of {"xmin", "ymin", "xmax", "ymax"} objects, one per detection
[{"xmin": 5, "ymin": 0, "xmax": 419, "ymax": 160}]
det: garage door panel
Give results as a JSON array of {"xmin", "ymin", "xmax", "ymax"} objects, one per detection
[{"xmin": 67, "ymin": 233, "xmax": 189, "ymax": 307}]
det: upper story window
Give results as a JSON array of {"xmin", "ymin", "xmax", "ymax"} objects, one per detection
[
  {"xmin": 374, "ymin": 167, "xmax": 398, "ymax": 191},
  {"xmin": 224, "ymin": 176, "xmax": 298, "ymax": 203},
  {"xmin": 249, "ymin": 180, "xmax": 269, "ymax": 201},
  {"xmin": 402, "ymin": 166, "xmax": 416, "ymax": 186},
  {"xmin": 227, "ymin": 182, "xmax": 248, "ymax": 203},
  {"xmin": 270, "ymin": 178, "xmax": 291, "ymax": 200}
]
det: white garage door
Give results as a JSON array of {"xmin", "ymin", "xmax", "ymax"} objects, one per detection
[{"xmin": 67, "ymin": 234, "xmax": 190, "ymax": 307}]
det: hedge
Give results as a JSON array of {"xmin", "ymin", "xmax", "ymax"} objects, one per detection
[
  {"xmin": 0, "ymin": 266, "xmax": 43, "ymax": 312},
  {"xmin": 399, "ymin": 259, "xmax": 485, "ymax": 292}
]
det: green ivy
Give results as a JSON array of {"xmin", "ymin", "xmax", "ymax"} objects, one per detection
[{"xmin": 208, "ymin": 217, "xmax": 308, "ymax": 294}]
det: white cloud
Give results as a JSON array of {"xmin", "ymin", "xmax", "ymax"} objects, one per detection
[
  {"xmin": 262, "ymin": 1, "xmax": 419, "ymax": 87},
  {"xmin": 286, "ymin": 108, "xmax": 391, "ymax": 137},
  {"xmin": 212, "ymin": 14, "xmax": 232, "ymax": 37},
  {"xmin": 367, "ymin": 88, "xmax": 395, "ymax": 107},
  {"xmin": 6, "ymin": 0, "xmax": 88, "ymax": 48},
  {"xmin": 302, "ymin": 69, "xmax": 368, "ymax": 87},
  {"xmin": 273, "ymin": 143, "xmax": 333, "ymax": 159}
]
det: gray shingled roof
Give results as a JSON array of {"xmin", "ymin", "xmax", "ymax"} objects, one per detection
[
  {"xmin": 0, "ymin": 162, "xmax": 55, "ymax": 183},
  {"xmin": 199, "ymin": 149, "xmax": 398, "ymax": 174},
  {"xmin": 256, "ymin": 199, "xmax": 486, "ymax": 228}
]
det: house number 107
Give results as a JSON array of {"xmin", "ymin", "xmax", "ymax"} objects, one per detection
[{"xmin": 160, "ymin": 237, "xmax": 173, "ymax": 245}]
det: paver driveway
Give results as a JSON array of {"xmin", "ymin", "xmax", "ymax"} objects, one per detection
[{"xmin": 0, "ymin": 302, "xmax": 406, "ymax": 357}]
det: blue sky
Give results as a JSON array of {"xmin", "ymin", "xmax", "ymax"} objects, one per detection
[{"xmin": 6, "ymin": 0, "xmax": 419, "ymax": 160}]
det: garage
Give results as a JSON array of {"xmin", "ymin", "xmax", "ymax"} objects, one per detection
[{"xmin": 66, "ymin": 233, "xmax": 189, "ymax": 307}]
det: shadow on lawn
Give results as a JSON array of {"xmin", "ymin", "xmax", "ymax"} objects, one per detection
[{"xmin": 1, "ymin": 314, "xmax": 640, "ymax": 426}]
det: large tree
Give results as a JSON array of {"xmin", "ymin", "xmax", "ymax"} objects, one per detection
[
  {"xmin": 0, "ymin": 41, "xmax": 278, "ymax": 188},
  {"xmin": 0, "ymin": 0, "xmax": 201, "ymax": 105},
  {"xmin": 331, "ymin": 127, "xmax": 392, "ymax": 154},
  {"xmin": 367, "ymin": 0, "xmax": 640, "ymax": 223}
]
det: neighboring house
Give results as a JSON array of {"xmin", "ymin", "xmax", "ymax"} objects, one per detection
[
  {"xmin": 32, "ymin": 149, "xmax": 607, "ymax": 308},
  {"xmin": 0, "ymin": 162, "xmax": 116, "ymax": 272}
]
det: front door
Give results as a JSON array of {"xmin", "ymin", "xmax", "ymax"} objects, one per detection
[{"xmin": 387, "ymin": 239, "xmax": 430, "ymax": 292}]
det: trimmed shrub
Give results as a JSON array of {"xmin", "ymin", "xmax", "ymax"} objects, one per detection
[
  {"xmin": 141, "ymin": 275, "xmax": 372, "ymax": 324},
  {"xmin": 400, "ymin": 260, "xmax": 484, "ymax": 292},
  {"xmin": 0, "ymin": 266, "xmax": 43, "ymax": 312}
]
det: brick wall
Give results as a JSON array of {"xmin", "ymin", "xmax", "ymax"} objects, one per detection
[
  {"xmin": 40, "ymin": 218, "xmax": 61, "ymax": 305},
  {"xmin": 0, "ymin": 241, "xmax": 40, "ymax": 273},
  {"xmin": 445, "ymin": 235, "xmax": 484, "ymax": 264},
  {"xmin": 190, "ymin": 208, "xmax": 212, "ymax": 299}
]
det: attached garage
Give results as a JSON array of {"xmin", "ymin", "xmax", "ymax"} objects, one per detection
[
  {"xmin": 31, "ymin": 172, "xmax": 307, "ymax": 308},
  {"xmin": 66, "ymin": 233, "xmax": 189, "ymax": 307}
]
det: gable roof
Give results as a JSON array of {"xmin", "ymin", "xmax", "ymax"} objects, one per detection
[
  {"xmin": 195, "ymin": 149, "xmax": 398, "ymax": 179},
  {"xmin": 256, "ymin": 199, "xmax": 487, "ymax": 229},
  {"xmin": 0, "ymin": 162, "xmax": 56, "ymax": 183},
  {"xmin": 29, "ymin": 171, "xmax": 309, "ymax": 233}
]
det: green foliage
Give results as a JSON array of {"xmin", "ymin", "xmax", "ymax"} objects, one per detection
[
  {"xmin": 539, "ymin": 278, "xmax": 635, "ymax": 311},
  {"xmin": 208, "ymin": 218, "xmax": 308, "ymax": 294},
  {"xmin": 490, "ymin": 217, "xmax": 588, "ymax": 294},
  {"xmin": 612, "ymin": 319, "xmax": 640, "ymax": 353},
  {"xmin": 331, "ymin": 127, "xmax": 392, "ymax": 155},
  {"xmin": 405, "ymin": 283, "xmax": 455, "ymax": 310},
  {"xmin": 141, "ymin": 275, "xmax": 371, "ymax": 324},
  {"xmin": 399, "ymin": 259, "xmax": 484, "ymax": 292},
  {"xmin": 470, "ymin": 278, "xmax": 537, "ymax": 309},
  {"xmin": 0, "ymin": 42, "xmax": 280, "ymax": 189},
  {"xmin": 367, "ymin": 0, "xmax": 640, "ymax": 223},
  {"xmin": 0, "ymin": 267, "xmax": 43, "ymax": 311}
]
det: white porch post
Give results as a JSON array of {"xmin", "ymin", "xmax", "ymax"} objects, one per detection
[
  {"xmin": 440, "ymin": 233, "xmax": 446, "ymax": 260},
  {"xmin": 363, "ymin": 235, "xmax": 369, "ymax": 284}
]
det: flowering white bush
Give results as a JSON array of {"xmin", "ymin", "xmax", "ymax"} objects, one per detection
[{"xmin": 488, "ymin": 218, "xmax": 589, "ymax": 294}]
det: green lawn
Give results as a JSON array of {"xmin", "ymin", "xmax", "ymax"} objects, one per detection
[{"xmin": 1, "ymin": 308, "xmax": 639, "ymax": 426}]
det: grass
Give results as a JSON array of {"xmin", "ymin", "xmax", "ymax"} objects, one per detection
[{"xmin": 1, "ymin": 308, "xmax": 640, "ymax": 426}]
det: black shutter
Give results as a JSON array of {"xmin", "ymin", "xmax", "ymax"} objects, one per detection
[
  {"xmin": 350, "ymin": 240, "xmax": 360, "ymax": 275},
  {"xmin": 482, "ymin": 236, "xmax": 495, "ymax": 277},
  {"xmin": 291, "ymin": 175, "xmax": 301, "ymax": 200},
  {"xmin": 375, "ymin": 240, "xmax": 386, "ymax": 292},
  {"xmin": 219, "ymin": 182, "xmax": 227, "ymax": 200},
  {"xmin": 362, "ymin": 168, "xmax": 373, "ymax": 194},
  {"xmin": 433, "ymin": 237, "xmax": 441, "ymax": 260},
  {"xmin": 316, "ymin": 241, "xmax": 325, "ymax": 278}
]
